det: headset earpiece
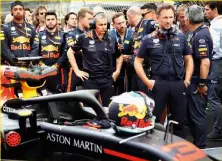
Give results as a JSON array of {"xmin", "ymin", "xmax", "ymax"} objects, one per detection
[
  {"xmin": 158, "ymin": 24, "xmax": 178, "ymax": 38},
  {"xmin": 89, "ymin": 12, "xmax": 110, "ymax": 30}
]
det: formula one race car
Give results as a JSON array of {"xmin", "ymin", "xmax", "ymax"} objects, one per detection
[
  {"xmin": 1, "ymin": 58, "xmax": 221, "ymax": 161},
  {"xmin": 2, "ymin": 90, "xmax": 222, "ymax": 161}
]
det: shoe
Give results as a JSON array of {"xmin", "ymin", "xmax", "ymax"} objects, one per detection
[{"xmin": 207, "ymin": 131, "xmax": 222, "ymax": 140}]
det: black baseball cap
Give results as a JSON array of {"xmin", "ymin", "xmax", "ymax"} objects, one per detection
[{"xmin": 11, "ymin": 1, "xmax": 24, "ymax": 10}]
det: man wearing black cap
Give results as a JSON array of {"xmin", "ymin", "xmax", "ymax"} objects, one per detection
[{"xmin": 1, "ymin": 1, "xmax": 39, "ymax": 65}]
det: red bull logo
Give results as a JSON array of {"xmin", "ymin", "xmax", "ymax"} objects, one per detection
[
  {"xmin": 120, "ymin": 117, "xmax": 151, "ymax": 128},
  {"xmin": 12, "ymin": 36, "xmax": 30, "ymax": 43},
  {"xmin": 11, "ymin": 44, "xmax": 31, "ymax": 50},
  {"xmin": 41, "ymin": 45, "xmax": 58, "ymax": 52},
  {"xmin": 118, "ymin": 104, "xmax": 146, "ymax": 119},
  {"xmin": 42, "ymin": 52, "xmax": 60, "ymax": 59}
]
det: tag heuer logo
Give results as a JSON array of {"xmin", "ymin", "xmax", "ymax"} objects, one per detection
[
  {"xmin": 153, "ymin": 39, "xmax": 159, "ymax": 43},
  {"xmin": 89, "ymin": 40, "xmax": 95, "ymax": 45}
]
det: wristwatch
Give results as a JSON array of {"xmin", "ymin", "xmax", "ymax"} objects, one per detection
[
  {"xmin": 198, "ymin": 83, "xmax": 206, "ymax": 88},
  {"xmin": 184, "ymin": 80, "xmax": 190, "ymax": 87}
]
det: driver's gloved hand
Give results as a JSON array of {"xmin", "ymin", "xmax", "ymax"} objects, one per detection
[{"xmin": 85, "ymin": 119, "xmax": 112, "ymax": 129}]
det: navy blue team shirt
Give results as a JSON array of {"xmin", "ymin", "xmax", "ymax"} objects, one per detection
[
  {"xmin": 137, "ymin": 31, "xmax": 192, "ymax": 77},
  {"xmin": 189, "ymin": 25, "xmax": 213, "ymax": 77}
]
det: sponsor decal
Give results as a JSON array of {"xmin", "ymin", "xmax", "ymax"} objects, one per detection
[
  {"xmin": 0, "ymin": 32, "xmax": 5, "ymax": 40},
  {"xmin": 12, "ymin": 36, "xmax": 30, "ymax": 43},
  {"xmin": 11, "ymin": 44, "xmax": 31, "ymax": 50},
  {"xmin": 198, "ymin": 48, "xmax": 207, "ymax": 52},
  {"xmin": 199, "ymin": 44, "xmax": 206, "ymax": 47},
  {"xmin": 34, "ymin": 37, "xmax": 39, "ymax": 42},
  {"xmin": 11, "ymin": 27, "xmax": 15, "ymax": 31},
  {"xmin": 42, "ymin": 35, "xmax": 46, "ymax": 39},
  {"xmin": 2, "ymin": 106, "xmax": 16, "ymax": 113},
  {"xmin": 46, "ymin": 133, "xmax": 103, "ymax": 154},
  {"xmin": 199, "ymin": 39, "xmax": 205, "ymax": 44},
  {"xmin": 138, "ymin": 28, "xmax": 143, "ymax": 33},
  {"xmin": 200, "ymin": 52, "xmax": 207, "ymax": 56},
  {"xmin": 118, "ymin": 104, "xmax": 147, "ymax": 119},
  {"xmin": 89, "ymin": 40, "xmax": 95, "ymax": 45},
  {"xmin": 133, "ymin": 41, "xmax": 140, "ymax": 49},
  {"xmin": 153, "ymin": 43, "xmax": 162, "ymax": 48},
  {"xmin": 153, "ymin": 39, "xmax": 159, "ymax": 43},
  {"xmin": 120, "ymin": 117, "xmax": 151, "ymax": 128},
  {"xmin": 55, "ymin": 36, "xmax": 61, "ymax": 40},
  {"xmin": 10, "ymin": 31, "xmax": 17, "ymax": 36},
  {"xmin": 124, "ymin": 40, "xmax": 129, "ymax": 44},
  {"xmin": 173, "ymin": 43, "xmax": 180, "ymax": 47},
  {"xmin": 24, "ymin": 27, "xmax": 31, "ymax": 31},
  {"xmin": 150, "ymin": 21, "xmax": 155, "ymax": 25},
  {"xmin": 42, "ymin": 52, "xmax": 60, "ymax": 59},
  {"xmin": 67, "ymin": 39, "xmax": 75, "ymax": 46},
  {"xmin": 41, "ymin": 45, "xmax": 58, "ymax": 52}
]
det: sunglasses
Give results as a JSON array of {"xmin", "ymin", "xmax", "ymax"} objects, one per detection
[
  {"xmin": 39, "ymin": 12, "xmax": 46, "ymax": 15},
  {"xmin": 142, "ymin": 11, "xmax": 152, "ymax": 17}
]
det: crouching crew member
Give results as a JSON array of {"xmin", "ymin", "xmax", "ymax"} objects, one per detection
[
  {"xmin": 185, "ymin": 5, "xmax": 213, "ymax": 148},
  {"xmin": 38, "ymin": 12, "xmax": 67, "ymax": 93},
  {"xmin": 1, "ymin": 1, "xmax": 39, "ymax": 65},
  {"xmin": 67, "ymin": 12, "xmax": 123, "ymax": 107},
  {"xmin": 134, "ymin": 4, "xmax": 194, "ymax": 138}
]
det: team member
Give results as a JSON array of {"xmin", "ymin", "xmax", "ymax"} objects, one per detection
[
  {"xmin": 65, "ymin": 7, "xmax": 93, "ymax": 92},
  {"xmin": 127, "ymin": 6, "xmax": 157, "ymax": 94},
  {"xmin": 109, "ymin": 12, "xmax": 134, "ymax": 93},
  {"xmin": 38, "ymin": 12, "xmax": 67, "ymax": 93},
  {"xmin": 176, "ymin": 4, "xmax": 191, "ymax": 38},
  {"xmin": 25, "ymin": 8, "xmax": 33, "ymax": 24},
  {"xmin": 63, "ymin": 12, "xmax": 77, "ymax": 32},
  {"xmin": 204, "ymin": 2, "xmax": 222, "ymax": 139},
  {"xmin": 1, "ymin": 1, "xmax": 39, "ymax": 65},
  {"xmin": 33, "ymin": 6, "xmax": 47, "ymax": 33},
  {"xmin": 140, "ymin": 3, "xmax": 157, "ymax": 20},
  {"xmin": 67, "ymin": 12, "xmax": 122, "ymax": 106},
  {"xmin": 185, "ymin": 5, "xmax": 213, "ymax": 148},
  {"xmin": 134, "ymin": 4, "xmax": 194, "ymax": 138}
]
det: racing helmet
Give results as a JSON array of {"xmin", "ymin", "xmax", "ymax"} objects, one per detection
[{"xmin": 108, "ymin": 91, "xmax": 155, "ymax": 134}]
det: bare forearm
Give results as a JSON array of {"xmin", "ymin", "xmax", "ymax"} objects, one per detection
[
  {"xmin": 200, "ymin": 58, "xmax": 210, "ymax": 79},
  {"xmin": 67, "ymin": 48, "xmax": 79, "ymax": 72},
  {"xmin": 134, "ymin": 57, "xmax": 150, "ymax": 86},
  {"xmin": 184, "ymin": 55, "xmax": 194, "ymax": 81},
  {"xmin": 116, "ymin": 55, "xmax": 123, "ymax": 72}
]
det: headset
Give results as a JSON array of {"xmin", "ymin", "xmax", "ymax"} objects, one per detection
[
  {"xmin": 157, "ymin": 24, "xmax": 178, "ymax": 38},
  {"xmin": 89, "ymin": 12, "xmax": 110, "ymax": 30},
  {"xmin": 155, "ymin": 24, "xmax": 184, "ymax": 79}
]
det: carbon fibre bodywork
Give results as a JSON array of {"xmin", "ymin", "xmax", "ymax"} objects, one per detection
[{"xmin": 1, "ymin": 90, "xmax": 216, "ymax": 161}]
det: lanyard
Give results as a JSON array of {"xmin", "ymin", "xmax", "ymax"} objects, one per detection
[
  {"xmin": 133, "ymin": 19, "xmax": 144, "ymax": 41},
  {"xmin": 115, "ymin": 28, "xmax": 129, "ymax": 44},
  {"xmin": 12, "ymin": 21, "xmax": 28, "ymax": 37},
  {"xmin": 46, "ymin": 30, "xmax": 60, "ymax": 45}
]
